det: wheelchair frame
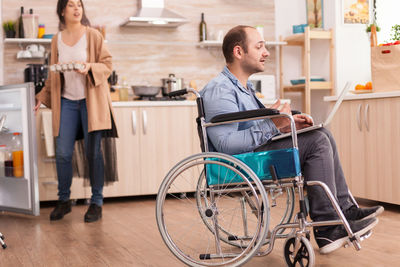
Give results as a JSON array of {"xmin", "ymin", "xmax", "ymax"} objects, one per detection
[{"xmin": 156, "ymin": 88, "xmax": 369, "ymax": 267}]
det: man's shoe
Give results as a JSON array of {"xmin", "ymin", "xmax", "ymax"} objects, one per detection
[
  {"xmin": 84, "ymin": 204, "xmax": 102, "ymax": 223},
  {"xmin": 343, "ymin": 205, "xmax": 384, "ymax": 221},
  {"xmin": 314, "ymin": 217, "xmax": 378, "ymax": 254},
  {"xmin": 50, "ymin": 200, "xmax": 71, "ymax": 221}
]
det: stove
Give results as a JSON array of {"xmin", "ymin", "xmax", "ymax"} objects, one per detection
[{"xmin": 134, "ymin": 96, "xmax": 186, "ymax": 101}]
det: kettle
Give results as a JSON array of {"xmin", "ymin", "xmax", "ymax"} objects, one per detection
[{"xmin": 161, "ymin": 74, "xmax": 184, "ymax": 96}]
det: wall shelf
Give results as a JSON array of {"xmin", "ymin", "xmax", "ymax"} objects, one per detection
[
  {"xmin": 4, "ymin": 38, "xmax": 52, "ymax": 44},
  {"xmin": 198, "ymin": 40, "xmax": 287, "ymax": 48},
  {"xmin": 279, "ymin": 27, "xmax": 335, "ymax": 114}
]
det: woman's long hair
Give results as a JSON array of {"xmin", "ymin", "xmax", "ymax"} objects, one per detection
[{"xmin": 56, "ymin": 0, "xmax": 90, "ymax": 31}]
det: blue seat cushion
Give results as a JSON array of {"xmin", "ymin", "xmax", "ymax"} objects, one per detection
[{"xmin": 206, "ymin": 148, "xmax": 301, "ymax": 186}]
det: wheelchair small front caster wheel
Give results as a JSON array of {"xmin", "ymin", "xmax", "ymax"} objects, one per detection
[
  {"xmin": 284, "ymin": 236, "xmax": 315, "ymax": 267},
  {"xmin": 1, "ymin": 244, "xmax": 6, "ymax": 249}
]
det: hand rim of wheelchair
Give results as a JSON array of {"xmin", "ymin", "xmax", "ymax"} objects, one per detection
[
  {"xmin": 156, "ymin": 152, "xmax": 270, "ymax": 267},
  {"xmin": 195, "ymin": 169, "xmax": 296, "ymax": 248}
]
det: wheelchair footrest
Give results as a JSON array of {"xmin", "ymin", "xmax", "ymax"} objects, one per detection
[{"xmin": 344, "ymin": 230, "xmax": 372, "ymax": 250}]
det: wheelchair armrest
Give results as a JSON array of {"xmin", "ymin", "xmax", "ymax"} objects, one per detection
[
  {"xmin": 210, "ymin": 108, "xmax": 280, "ymax": 123},
  {"xmin": 291, "ymin": 110, "xmax": 301, "ymax": 115}
]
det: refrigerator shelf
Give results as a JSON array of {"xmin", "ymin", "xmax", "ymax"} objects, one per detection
[{"xmin": 0, "ymin": 107, "xmax": 22, "ymax": 112}]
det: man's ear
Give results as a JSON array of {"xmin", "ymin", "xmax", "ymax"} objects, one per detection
[{"xmin": 233, "ymin": 45, "xmax": 243, "ymax": 60}]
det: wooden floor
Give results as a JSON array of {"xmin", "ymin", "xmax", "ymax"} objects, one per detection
[{"xmin": 0, "ymin": 197, "xmax": 399, "ymax": 267}]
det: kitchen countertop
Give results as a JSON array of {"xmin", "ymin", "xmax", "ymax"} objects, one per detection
[
  {"xmin": 112, "ymin": 98, "xmax": 290, "ymax": 107},
  {"xmin": 324, "ymin": 90, "xmax": 400, "ymax": 101}
]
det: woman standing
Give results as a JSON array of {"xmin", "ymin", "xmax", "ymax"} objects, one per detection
[{"xmin": 35, "ymin": 0, "xmax": 117, "ymax": 222}]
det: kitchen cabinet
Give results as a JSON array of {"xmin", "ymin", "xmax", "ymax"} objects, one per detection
[
  {"xmin": 280, "ymin": 26, "xmax": 335, "ymax": 114},
  {"xmin": 329, "ymin": 96, "xmax": 400, "ymax": 204},
  {"xmin": 101, "ymin": 107, "xmax": 141, "ymax": 197},
  {"xmin": 136, "ymin": 106, "xmax": 195, "ymax": 194},
  {"xmin": 36, "ymin": 104, "xmax": 198, "ymax": 200}
]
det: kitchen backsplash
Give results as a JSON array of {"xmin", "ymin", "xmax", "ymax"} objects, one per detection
[{"xmin": 2, "ymin": 0, "xmax": 276, "ymax": 89}]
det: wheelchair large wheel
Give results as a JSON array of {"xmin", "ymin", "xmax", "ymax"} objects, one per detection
[
  {"xmin": 156, "ymin": 152, "xmax": 270, "ymax": 267},
  {"xmin": 283, "ymin": 236, "xmax": 315, "ymax": 267},
  {"xmin": 196, "ymin": 170, "xmax": 295, "ymax": 248}
]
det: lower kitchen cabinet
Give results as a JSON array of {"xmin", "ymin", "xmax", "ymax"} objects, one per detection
[
  {"xmin": 329, "ymin": 97, "xmax": 400, "ymax": 204},
  {"xmin": 101, "ymin": 107, "xmax": 141, "ymax": 197},
  {"xmin": 36, "ymin": 105, "xmax": 199, "ymax": 200},
  {"xmin": 137, "ymin": 106, "xmax": 196, "ymax": 194}
]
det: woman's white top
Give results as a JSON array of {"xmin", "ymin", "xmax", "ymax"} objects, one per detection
[{"xmin": 58, "ymin": 32, "xmax": 87, "ymax": 100}]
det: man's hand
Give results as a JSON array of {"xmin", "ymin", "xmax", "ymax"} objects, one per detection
[
  {"xmin": 279, "ymin": 114, "xmax": 314, "ymax": 133},
  {"xmin": 271, "ymin": 100, "xmax": 292, "ymax": 129},
  {"xmin": 270, "ymin": 99, "xmax": 281, "ymax": 109}
]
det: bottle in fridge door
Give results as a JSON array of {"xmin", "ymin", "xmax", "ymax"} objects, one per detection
[
  {"xmin": 4, "ymin": 146, "xmax": 13, "ymax": 177},
  {"xmin": 11, "ymin": 132, "xmax": 24, "ymax": 178}
]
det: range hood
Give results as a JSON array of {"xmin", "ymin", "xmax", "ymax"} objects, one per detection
[{"xmin": 121, "ymin": 0, "xmax": 189, "ymax": 27}]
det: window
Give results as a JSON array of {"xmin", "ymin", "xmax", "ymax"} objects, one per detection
[{"xmin": 376, "ymin": 0, "xmax": 400, "ymax": 43}]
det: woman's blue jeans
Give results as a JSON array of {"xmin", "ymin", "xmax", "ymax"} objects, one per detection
[{"xmin": 55, "ymin": 97, "xmax": 104, "ymax": 206}]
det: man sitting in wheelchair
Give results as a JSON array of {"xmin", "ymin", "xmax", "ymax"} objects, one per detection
[{"xmin": 199, "ymin": 25, "xmax": 383, "ymax": 254}]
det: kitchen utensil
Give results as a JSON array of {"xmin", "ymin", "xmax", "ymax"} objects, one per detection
[
  {"xmin": 26, "ymin": 44, "xmax": 38, "ymax": 53},
  {"xmin": 17, "ymin": 49, "xmax": 32, "ymax": 59},
  {"xmin": 132, "ymin": 86, "xmax": 161, "ymax": 97},
  {"xmin": 108, "ymin": 70, "xmax": 118, "ymax": 89},
  {"xmin": 161, "ymin": 74, "xmax": 184, "ymax": 96}
]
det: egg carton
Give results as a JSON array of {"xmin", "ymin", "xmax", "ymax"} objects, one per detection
[{"xmin": 49, "ymin": 63, "xmax": 85, "ymax": 72}]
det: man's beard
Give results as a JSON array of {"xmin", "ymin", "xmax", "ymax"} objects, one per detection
[{"xmin": 242, "ymin": 60, "xmax": 264, "ymax": 75}]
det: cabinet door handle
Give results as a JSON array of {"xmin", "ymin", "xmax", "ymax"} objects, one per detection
[
  {"xmin": 142, "ymin": 110, "xmax": 147, "ymax": 135},
  {"xmin": 364, "ymin": 103, "xmax": 369, "ymax": 131},
  {"xmin": 131, "ymin": 110, "xmax": 137, "ymax": 135},
  {"xmin": 357, "ymin": 103, "xmax": 362, "ymax": 131}
]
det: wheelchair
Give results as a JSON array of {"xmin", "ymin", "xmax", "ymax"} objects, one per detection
[{"xmin": 156, "ymin": 88, "xmax": 370, "ymax": 266}]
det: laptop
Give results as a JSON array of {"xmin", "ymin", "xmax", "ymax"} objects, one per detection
[{"xmin": 271, "ymin": 82, "xmax": 351, "ymax": 141}]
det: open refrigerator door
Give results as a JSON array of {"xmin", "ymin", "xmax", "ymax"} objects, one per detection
[{"xmin": 0, "ymin": 83, "xmax": 39, "ymax": 216}]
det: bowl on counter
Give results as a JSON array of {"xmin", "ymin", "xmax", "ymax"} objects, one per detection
[{"xmin": 132, "ymin": 86, "xmax": 161, "ymax": 97}]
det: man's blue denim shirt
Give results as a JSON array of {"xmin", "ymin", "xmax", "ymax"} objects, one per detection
[{"xmin": 200, "ymin": 66, "xmax": 279, "ymax": 155}]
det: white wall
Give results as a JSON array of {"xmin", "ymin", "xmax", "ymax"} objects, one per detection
[{"xmin": 334, "ymin": 1, "xmax": 371, "ymax": 94}]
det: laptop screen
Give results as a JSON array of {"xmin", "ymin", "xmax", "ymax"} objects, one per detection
[{"xmin": 324, "ymin": 82, "xmax": 351, "ymax": 126}]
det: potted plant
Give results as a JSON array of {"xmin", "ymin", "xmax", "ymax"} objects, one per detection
[
  {"xmin": 2, "ymin": 20, "xmax": 16, "ymax": 38},
  {"xmin": 390, "ymin": 24, "xmax": 400, "ymax": 41}
]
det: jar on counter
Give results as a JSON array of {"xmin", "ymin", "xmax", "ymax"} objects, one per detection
[
  {"xmin": 11, "ymin": 132, "xmax": 24, "ymax": 178},
  {"xmin": 119, "ymin": 77, "xmax": 129, "ymax": 101}
]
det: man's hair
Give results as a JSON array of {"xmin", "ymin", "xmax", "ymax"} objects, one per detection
[{"xmin": 222, "ymin": 25, "xmax": 255, "ymax": 63}]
